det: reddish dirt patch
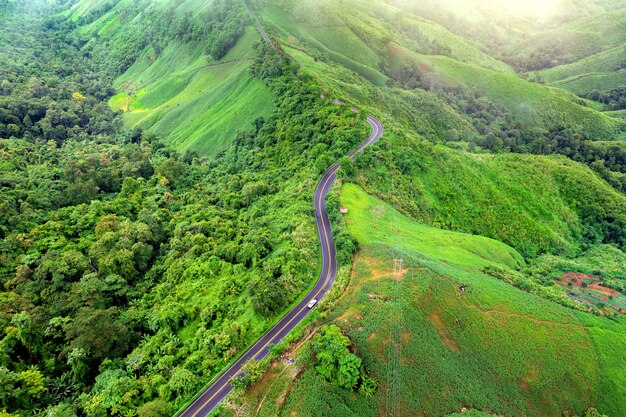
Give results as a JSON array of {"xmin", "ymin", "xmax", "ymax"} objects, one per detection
[
  {"xmin": 340, "ymin": 252, "xmax": 409, "ymax": 304},
  {"xmin": 519, "ymin": 369, "xmax": 540, "ymax": 391},
  {"xmin": 588, "ymin": 282, "xmax": 617, "ymax": 299},
  {"xmin": 402, "ymin": 331, "xmax": 411, "ymax": 343},
  {"xmin": 560, "ymin": 272, "xmax": 599, "ymax": 288},
  {"xmin": 428, "ymin": 311, "xmax": 459, "ymax": 352},
  {"xmin": 386, "ymin": 42, "xmax": 433, "ymax": 73},
  {"xmin": 560, "ymin": 272, "xmax": 623, "ymax": 307}
]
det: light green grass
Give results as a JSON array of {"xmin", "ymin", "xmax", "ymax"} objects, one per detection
[
  {"xmin": 551, "ymin": 71, "xmax": 626, "ymax": 96},
  {"xmin": 510, "ymin": 7, "xmax": 626, "ymax": 71},
  {"xmin": 535, "ymin": 46, "xmax": 626, "ymax": 95},
  {"xmin": 341, "ymin": 183, "xmax": 524, "ymax": 270},
  {"xmin": 606, "ymin": 109, "xmax": 626, "ymax": 119},
  {"xmin": 387, "ymin": 43, "xmax": 625, "ymax": 140},
  {"xmin": 360, "ymin": 0, "xmax": 514, "ymax": 74},
  {"xmin": 281, "ymin": 44, "xmax": 475, "ymax": 143},
  {"xmin": 259, "ymin": 4, "xmax": 389, "ymax": 86},
  {"xmin": 66, "ymin": 0, "xmax": 104, "ymax": 19},
  {"xmin": 110, "ymin": 27, "xmax": 274, "ymax": 155},
  {"xmin": 279, "ymin": 236, "xmax": 626, "ymax": 416},
  {"xmin": 331, "ymin": 186, "xmax": 625, "ymax": 416},
  {"xmin": 355, "ymin": 138, "xmax": 626, "ymax": 258}
]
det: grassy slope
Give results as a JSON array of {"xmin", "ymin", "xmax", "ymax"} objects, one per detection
[
  {"xmin": 69, "ymin": 0, "xmax": 276, "ymax": 156},
  {"xmin": 286, "ymin": 46, "xmax": 475, "ymax": 142},
  {"xmin": 342, "ymin": 183, "xmax": 523, "ymax": 270},
  {"xmin": 276, "ymin": 185, "xmax": 626, "ymax": 417},
  {"xmin": 258, "ymin": 0, "xmax": 624, "ymax": 141},
  {"xmin": 253, "ymin": 1, "xmax": 626, "ymax": 261},
  {"xmin": 387, "ymin": 43, "xmax": 625, "ymax": 140},
  {"xmin": 68, "ymin": 0, "xmax": 222, "ymax": 19},
  {"xmin": 66, "ymin": 0, "xmax": 103, "ymax": 18},
  {"xmin": 356, "ymin": 135, "xmax": 626, "ymax": 258},
  {"xmin": 534, "ymin": 46, "xmax": 626, "ymax": 95},
  {"xmin": 350, "ymin": 0, "xmax": 514, "ymax": 74},
  {"xmin": 110, "ymin": 27, "xmax": 274, "ymax": 155},
  {"xmin": 256, "ymin": 0, "xmax": 514, "ymax": 89},
  {"xmin": 257, "ymin": 1, "xmax": 389, "ymax": 86},
  {"xmin": 510, "ymin": 6, "xmax": 626, "ymax": 67},
  {"xmin": 511, "ymin": 6, "xmax": 626, "ymax": 96}
]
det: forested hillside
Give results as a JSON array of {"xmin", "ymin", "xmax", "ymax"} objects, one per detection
[
  {"xmin": 0, "ymin": 2, "xmax": 364, "ymax": 415},
  {"xmin": 1, "ymin": 0, "xmax": 625, "ymax": 416}
]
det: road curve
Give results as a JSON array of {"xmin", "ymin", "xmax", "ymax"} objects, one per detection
[{"xmin": 178, "ymin": 115, "xmax": 384, "ymax": 417}]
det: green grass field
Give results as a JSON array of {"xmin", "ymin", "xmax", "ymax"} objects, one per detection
[
  {"xmin": 386, "ymin": 43, "xmax": 625, "ymax": 140},
  {"xmin": 509, "ymin": 7, "xmax": 626, "ymax": 73},
  {"xmin": 352, "ymin": 0, "xmax": 514, "ymax": 74},
  {"xmin": 354, "ymin": 137, "xmax": 626, "ymax": 259},
  {"xmin": 240, "ymin": 185, "xmax": 625, "ymax": 417},
  {"xmin": 109, "ymin": 27, "xmax": 274, "ymax": 155},
  {"xmin": 256, "ymin": 0, "xmax": 515, "ymax": 89},
  {"xmin": 534, "ymin": 46, "xmax": 626, "ymax": 95},
  {"xmin": 257, "ymin": 2, "xmax": 389, "ymax": 86},
  {"xmin": 341, "ymin": 183, "xmax": 524, "ymax": 269}
]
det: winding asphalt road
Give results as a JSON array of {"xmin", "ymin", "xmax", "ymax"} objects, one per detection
[{"xmin": 178, "ymin": 115, "xmax": 384, "ymax": 417}]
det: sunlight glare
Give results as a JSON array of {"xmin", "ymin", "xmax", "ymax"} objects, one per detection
[{"xmin": 492, "ymin": 0, "xmax": 564, "ymax": 19}]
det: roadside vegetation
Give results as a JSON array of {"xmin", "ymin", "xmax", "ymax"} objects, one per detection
[{"xmin": 216, "ymin": 1, "xmax": 625, "ymax": 417}]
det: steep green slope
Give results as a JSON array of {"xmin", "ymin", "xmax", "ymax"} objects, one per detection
[
  {"xmin": 342, "ymin": 183, "xmax": 524, "ymax": 270},
  {"xmin": 285, "ymin": 46, "xmax": 475, "ymax": 142},
  {"xmin": 110, "ymin": 27, "xmax": 274, "ymax": 155},
  {"xmin": 332, "ymin": 185, "xmax": 625, "ymax": 417},
  {"xmin": 227, "ymin": 185, "xmax": 625, "ymax": 417},
  {"xmin": 387, "ymin": 44, "xmax": 625, "ymax": 140},
  {"xmin": 74, "ymin": 0, "xmax": 275, "ymax": 156},
  {"xmin": 507, "ymin": 6, "xmax": 626, "ymax": 71},
  {"xmin": 352, "ymin": 135, "xmax": 626, "ymax": 258},
  {"xmin": 533, "ymin": 46, "xmax": 626, "ymax": 95},
  {"xmin": 254, "ymin": 0, "xmax": 514, "ymax": 89},
  {"xmin": 348, "ymin": 0, "xmax": 514, "ymax": 74},
  {"xmin": 254, "ymin": 0, "xmax": 624, "ymax": 146},
  {"xmin": 256, "ymin": 1, "xmax": 389, "ymax": 86}
]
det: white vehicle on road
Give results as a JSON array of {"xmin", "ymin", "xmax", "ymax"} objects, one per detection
[{"xmin": 307, "ymin": 299, "xmax": 318, "ymax": 309}]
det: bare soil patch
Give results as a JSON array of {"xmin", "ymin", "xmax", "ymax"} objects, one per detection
[
  {"xmin": 428, "ymin": 311, "xmax": 459, "ymax": 352},
  {"xmin": 560, "ymin": 271, "xmax": 625, "ymax": 313}
]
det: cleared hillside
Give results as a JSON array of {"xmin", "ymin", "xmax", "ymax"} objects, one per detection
[
  {"xmin": 109, "ymin": 27, "xmax": 274, "ymax": 155},
  {"xmin": 533, "ymin": 46, "xmax": 626, "ymax": 95},
  {"xmin": 222, "ymin": 185, "xmax": 626, "ymax": 417},
  {"xmin": 387, "ymin": 43, "xmax": 625, "ymax": 141},
  {"xmin": 72, "ymin": 0, "xmax": 275, "ymax": 156}
]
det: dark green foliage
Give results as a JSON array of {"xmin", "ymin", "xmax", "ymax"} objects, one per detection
[
  {"xmin": 137, "ymin": 400, "xmax": 173, "ymax": 417},
  {"xmin": 586, "ymin": 86, "xmax": 626, "ymax": 111},
  {"xmin": 205, "ymin": 0, "xmax": 249, "ymax": 59},
  {"xmin": 66, "ymin": 0, "xmax": 249, "ymax": 77},
  {"xmin": 0, "ymin": 3, "xmax": 370, "ymax": 414},
  {"xmin": 353, "ymin": 136, "xmax": 626, "ymax": 258},
  {"xmin": 2, "ymin": 0, "xmax": 625, "ymax": 416}
]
